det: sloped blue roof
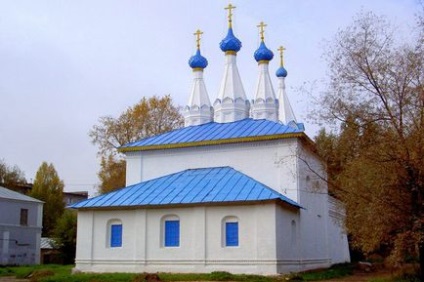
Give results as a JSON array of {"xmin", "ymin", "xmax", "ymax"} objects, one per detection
[
  {"xmin": 120, "ymin": 118, "xmax": 304, "ymax": 152},
  {"xmin": 70, "ymin": 167, "xmax": 301, "ymax": 209}
]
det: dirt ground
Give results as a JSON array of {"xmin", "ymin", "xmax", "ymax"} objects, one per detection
[{"xmin": 0, "ymin": 277, "xmax": 29, "ymax": 282}]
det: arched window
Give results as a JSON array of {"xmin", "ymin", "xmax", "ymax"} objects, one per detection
[
  {"xmin": 222, "ymin": 216, "xmax": 239, "ymax": 247},
  {"xmin": 161, "ymin": 215, "xmax": 180, "ymax": 247},
  {"xmin": 107, "ymin": 219, "xmax": 123, "ymax": 248}
]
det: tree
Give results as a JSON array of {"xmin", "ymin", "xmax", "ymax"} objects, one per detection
[
  {"xmin": 29, "ymin": 162, "xmax": 65, "ymax": 236},
  {"xmin": 90, "ymin": 95, "xmax": 184, "ymax": 193},
  {"xmin": 313, "ymin": 10, "xmax": 424, "ymax": 278},
  {"xmin": 53, "ymin": 210, "xmax": 77, "ymax": 264},
  {"xmin": 0, "ymin": 159, "xmax": 27, "ymax": 189},
  {"xmin": 97, "ymin": 154, "xmax": 126, "ymax": 194}
]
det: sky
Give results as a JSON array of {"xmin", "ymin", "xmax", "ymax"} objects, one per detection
[{"xmin": 0, "ymin": 0, "xmax": 420, "ymax": 196}]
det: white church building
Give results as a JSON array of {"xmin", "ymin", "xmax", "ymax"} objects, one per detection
[{"xmin": 71, "ymin": 5, "xmax": 350, "ymax": 275}]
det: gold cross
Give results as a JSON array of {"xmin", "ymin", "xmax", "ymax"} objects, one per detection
[
  {"xmin": 257, "ymin": 21, "xmax": 267, "ymax": 42},
  {"xmin": 225, "ymin": 3, "xmax": 236, "ymax": 28},
  {"xmin": 194, "ymin": 29, "xmax": 203, "ymax": 49},
  {"xmin": 278, "ymin": 45, "xmax": 286, "ymax": 66}
]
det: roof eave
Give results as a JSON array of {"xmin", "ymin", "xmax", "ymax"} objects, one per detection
[
  {"xmin": 71, "ymin": 198, "xmax": 301, "ymax": 211},
  {"xmin": 119, "ymin": 132, "xmax": 306, "ymax": 153}
]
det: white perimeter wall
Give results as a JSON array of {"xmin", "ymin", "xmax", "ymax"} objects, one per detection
[{"xmin": 75, "ymin": 203, "xmax": 302, "ymax": 274}]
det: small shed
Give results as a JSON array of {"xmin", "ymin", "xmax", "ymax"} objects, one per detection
[{"xmin": 40, "ymin": 237, "xmax": 62, "ymax": 264}]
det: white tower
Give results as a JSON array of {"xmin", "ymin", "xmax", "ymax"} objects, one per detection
[
  {"xmin": 183, "ymin": 30, "xmax": 213, "ymax": 127},
  {"xmin": 276, "ymin": 46, "xmax": 296, "ymax": 124},
  {"xmin": 213, "ymin": 4, "xmax": 250, "ymax": 123},
  {"xmin": 251, "ymin": 22, "xmax": 278, "ymax": 121}
]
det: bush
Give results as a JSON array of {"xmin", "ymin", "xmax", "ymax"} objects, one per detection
[
  {"xmin": 132, "ymin": 273, "xmax": 161, "ymax": 282},
  {"xmin": 393, "ymin": 273, "xmax": 421, "ymax": 282},
  {"xmin": 209, "ymin": 271, "xmax": 234, "ymax": 280},
  {"xmin": 300, "ymin": 263, "xmax": 353, "ymax": 281},
  {"xmin": 0, "ymin": 267, "xmax": 14, "ymax": 276}
]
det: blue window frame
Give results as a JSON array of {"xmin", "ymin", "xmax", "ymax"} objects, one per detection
[
  {"xmin": 225, "ymin": 222, "xmax": 238, "ymax": 247},
  {"xmin": 110, "ymin": 224, "xmax": 122, "ymax": 247},
  {"xmin": 164, "ymin": 220, "xmax": 180, "ymax": 247}
]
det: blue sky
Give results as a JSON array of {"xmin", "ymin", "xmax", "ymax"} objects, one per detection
[{"xmin": 0, "ymin": 0, "xmax": 420, "ymax": 195}]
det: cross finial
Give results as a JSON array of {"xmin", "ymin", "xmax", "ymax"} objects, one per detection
[
  {"xmin": 194, "ymin": 29, "xmax": 203, "ymax": 49},
  {"xmin": 257, "ymin": 21, "xmax": 267, "ymax": 42},
  {"xmin": 278, "ymin": 45, "xmax": 286, "ymax": 66},
  {"xmin": 225, "ymin": 3, "xmax": 236, "ymax": 28}
]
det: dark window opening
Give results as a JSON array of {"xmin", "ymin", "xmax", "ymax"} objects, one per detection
[{"xmin": 20, "ymin": 209, "xmax": 28, "ymax": 226}]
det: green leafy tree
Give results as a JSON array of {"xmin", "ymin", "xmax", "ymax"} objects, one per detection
[
  {"xmin": 90, "ymin": 95, "xmax": 184, "ymax": 193},
  {"xmin": 313, "ymin": 10, "xmax": 424, "ymax": 278},
  {"xmin": 53, "ymin": 210, "xmax": 77, "ymax": 264},
  {"xmin": 0, "ymin": 159, "xmax": 27, "ymax": 189},
  {"xmin": 29, "ymin": 162, "xmax": 65, "ymax": 236}
]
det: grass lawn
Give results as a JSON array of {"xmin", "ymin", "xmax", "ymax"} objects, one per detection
[{"xmin": 2, "ymin": 263, "xmax": 407, "ymax": 282}]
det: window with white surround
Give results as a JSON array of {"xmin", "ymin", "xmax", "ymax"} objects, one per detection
[
  {"xmin": 222, "ymin": 216, "xmax": 239, "ymax": 247},
  {"xmin": 162, "ymin": 215, "xmax": 180, "ymax": 247},
  {"xmin": 107, "ymin": 220, "xmax": 122, "ymax": 248}
]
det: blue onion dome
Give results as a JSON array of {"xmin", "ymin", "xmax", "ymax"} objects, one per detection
[
  {"xmin": 188, "ymin": 49, "xmax": 208, "ymax": 69},
  {"xmin": 276, "ymin": 66, "xmax": 288, "ymax": 78},
  {"xmin": 219, "ymin": 28, "xmax": 242, "ymax": 52},
  {"xmin": 254, "ymin": 41, "xmax": 274, "ymax": 62}
]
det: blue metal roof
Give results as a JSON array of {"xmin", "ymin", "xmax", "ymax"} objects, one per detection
[
  {"xmin": 220, "ymin": 28, "xmax": 242, "ymax": 52},
  {"xmin": 254, "ymin": 41, "xmax": 274, "ymax": 62},
  {"xmin": 70, "ymin": 167, "xmax": 301, "ymax": 209},
  {"xmin": 276, "ymin": 66, "xmax": 288, "ymax": 78},
  {"xmin": 189, "ymin": 49, "xmax": 208, "ymax": 69},
  {"xmin": 120, "ymin": 118, "xmax": 304, "ymax": 152}
]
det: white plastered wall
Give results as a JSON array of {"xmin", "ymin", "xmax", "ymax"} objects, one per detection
[
  {"xmin": 126, "ymin": 139, "xmax": 300, "ymax": 202},
  {"xmin": 96, "ymin": 137, "xmax": 351, "ymax": 274},
  {"xmin": 295, "ymin": 141, "xmax": 349, "ymax": 267},
  {"xmin": 327, "ymin": 196, "xmax": 351, "ymax": 264},
  {"xmin": 75, "ymin": 203, "xmax": 301, "ymax": 274}
]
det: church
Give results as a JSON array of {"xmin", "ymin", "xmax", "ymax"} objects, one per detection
[{"xmin": 71, "ymin": 4, "xmax": 350, "ymax": 275}]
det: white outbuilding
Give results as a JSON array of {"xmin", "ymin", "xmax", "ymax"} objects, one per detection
[
  {"xmin": 0, "ymin": 186, "xmax": 43, "ymax": 265},
  {"xmin": 71, "ymin": 4, "xmax": 350, "ymax": 275}
]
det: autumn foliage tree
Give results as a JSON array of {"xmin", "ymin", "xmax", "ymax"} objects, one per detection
[
  {"xmin": 29, "ymin": 162, "xmax": 65, "ymax": 236},
  {"xmin": 97, "ymin": 155, "xmax": 126, "ymax": 194},
  {"xmin": 313, "ymin": 10, "xmax": 424, "ymax": 278},
  {"xmin": 0, "ymin": 159, "xmax": 27, "ymax": 190},
  {"xmin": 90, "ymin": 95, "xmax": 184, "ymax": 194}
]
